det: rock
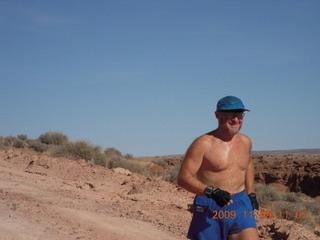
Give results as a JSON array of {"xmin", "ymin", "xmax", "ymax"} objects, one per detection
[
  {"xmin": 121, "ymin": 180, "xmax": 129, "ymax": 185},
  {"xmin": 112, "ymin": 167, "xmax": 132, "ymax": 176},
  {"xmin": 257, "ymin": 219, "xmax": 319, "ymax": 240},
  {"xmin": 315, "ymin": 226, "xmax": 320, "ymax": 236},
  {"xmin": 77, "ymin": 159, "xmax": 87, "ymax": 167},
  {"xmin": 75, "ymin": 182, "xmax": 95, "ymax": 190},
  {"xmin": 151, "ymin": 165, "xmax": 165, "ymax": 175},
  {"xmin": 127, "ymin": 184, "xmax": 143, "ymax": 195},
  {"xmin": 254, "ymin": 155, "xmax": 320, "ymax": 197}
]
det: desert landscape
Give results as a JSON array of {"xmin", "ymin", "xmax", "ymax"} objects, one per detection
[{"xmin": 0, "ymin": 134, "xmax": 319, "ymax": 240}]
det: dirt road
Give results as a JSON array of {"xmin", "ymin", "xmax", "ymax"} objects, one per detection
[{"xmin": 0, "ymin": 149, "xmax": 192, "ymax": 240}]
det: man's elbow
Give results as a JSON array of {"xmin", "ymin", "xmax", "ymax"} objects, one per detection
[
  {"xmin": 177, "ymin": 170, "xmax": 185, "ymax": 186},
  {"xmin": 177, "ymin": 171, "xmax": 189, "ymax": 189}
]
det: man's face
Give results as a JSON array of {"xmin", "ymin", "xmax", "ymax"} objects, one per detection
[{"xmin": 215, "ymin": 111, "xmax": 245, "ymax": 135}]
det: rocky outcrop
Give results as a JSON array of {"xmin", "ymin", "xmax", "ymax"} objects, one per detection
[
  {"xmin": 257, "ymin": 219, "xmax": 319, "ymax": 240},
  {"xmin": 253, "ymin": 155, "xmax": 320, "ymax": 197}
]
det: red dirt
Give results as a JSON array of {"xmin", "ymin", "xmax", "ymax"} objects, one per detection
[{"xmin": 0, "ymin": 148, "xmax": 318, "ymax": 240}]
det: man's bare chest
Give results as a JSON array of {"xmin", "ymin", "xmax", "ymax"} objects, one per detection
[{"xmin": 202, "ymin": 146, "xmax": 249, "ymax": 172}]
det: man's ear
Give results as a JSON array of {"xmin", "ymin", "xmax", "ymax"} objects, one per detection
[{"xmin": 214, "ymin": 111, "xmax": 219, "ymax": 119}]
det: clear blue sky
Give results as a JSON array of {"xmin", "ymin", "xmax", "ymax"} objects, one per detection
[{"xmin": 1, "ymin": 0, "xmax": 320, "ymax": 156}]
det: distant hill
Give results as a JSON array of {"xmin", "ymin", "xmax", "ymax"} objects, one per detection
[
  {"xmin": 252, "ymin": 148, "xmax": 320, "ymax": 155},
  {"xmin": 149, "ymin": 149, "xmax": 320, "ymax": 158}
]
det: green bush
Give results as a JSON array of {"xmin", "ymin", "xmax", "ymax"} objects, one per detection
[
  {"xmin": 39, "ymin": 131, "xmax": 69, "ymax": 145},
  {"xmin": 51, "ymin": 140, "xmax": 107, "ymax": 166}
]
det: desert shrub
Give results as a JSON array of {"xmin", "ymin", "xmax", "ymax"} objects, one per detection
[
  {"xmin": 17, "ymin": 134, "xmax": 28, "ymax": 141},
  {"xmin": 1, "ymin": 135, "xmax": 29, "ymax": 149},
  {"xmin": 107, "ymin": 157, "xmax": 148, "ymax": 175},
  {"xmin": 39, "ymin": 131, "xmax": 69, "ymax": 145},
  {"xmin": 3, "ymin": 136, "xmax": 17, "ymax": 146},
  {"xmin": 163, "ymin": 164, "xmax": 180, "ymax": 183},
  {"xmin": 13, "ymin": 138, "xmax": 29, "ymax": 148},
  {"xmin": 124, "ymin": 153, "xmax": 134, "ymax": 159},
  {"xmin": 0, "ymin": 135, "xmax": 29, "ymax": 149},
  {"xmin": 305, "ymin": 200, "xmax": 320, "ymax": 216},
  {"xmin": 104, "ymin": 147, "xmax": 123, "ymax": 159},
  {"xmin": 0, "ymin": 136, "xmax": 5, "ymax": 149},
  {"xmin": 303, "ymin": 201, "xmax": 320, "ymax": 225},
  {"xmin": 104, "ymin": 147, "xmax": 148, "ymax": 175},
  {"xmin": 51, "ymin": 140, "xmax": 107, "ymax": 166},
  {"xmin": 108, "ymin": 157, "xmax": 150, "ymax": 176},
  {"xmin": 28, "ymin": 139, "xmax": 49, "ymax": 152},
  {"xmin": 279, "ymin": 192, "xmax": 301, "ymax": 202},
  {"xmin": 274, "ymin": 202, "xmax": 313, "ymax": 225},
  {"xmin": 153, "ymin": 159, "xmax": 170, "ymax": 170},
  {"xmin": 92, "ymin": 156, "xmax": 109, "ymax": 167},
  {"xmin": 255, "ymin": 184, "xmax": 281, "ymax": 206}
]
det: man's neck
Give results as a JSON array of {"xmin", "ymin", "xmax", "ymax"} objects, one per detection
[{"xmin": 214, "ymin": 128, "xmax": 237, "ymax": 142}]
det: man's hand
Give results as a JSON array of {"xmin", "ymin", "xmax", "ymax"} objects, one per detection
[
  {"xmin": 210, "ymin": 188, "xmax": 232, "ymax": 207},
  {"xmin": 248, "ymin": 193, "xmax": 259, "ymax": 210}
]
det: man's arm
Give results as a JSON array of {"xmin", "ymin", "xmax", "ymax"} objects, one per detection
[
  {"xmin": 244, "ymin": 136, "xmax": 254, "ymax": 193},
  {"xmin": 245, "ymin": 155, "xmax": 255, "ymax": 194},
  {"xmin": 245, "ymin": 139, "xmax": 259, "ymax": 210},
  {"xmin": 177, "ymin": 137, "xmax": 207, "ymax": 195},
  {"xmin": 178, "ymin": 136, "xmax": 233, "ymax": 207}
]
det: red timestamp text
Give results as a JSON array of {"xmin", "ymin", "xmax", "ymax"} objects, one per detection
[{"xmin": 211, "ymin": 210, "xmax": 309, "ymax": 220}]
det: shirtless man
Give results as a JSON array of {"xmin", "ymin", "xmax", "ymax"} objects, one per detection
[{"xmin": 178, "ymin": 96, "xmax": 259, "ymax": 240}]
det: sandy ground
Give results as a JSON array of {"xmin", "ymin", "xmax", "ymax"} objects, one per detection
[
  {"xmin": 0, "ymin": 148, "xmax": 193, "ymax": 240},
  {"xmin": 1, "ymin": 148, "xmax": 319, "ymax": 240}
]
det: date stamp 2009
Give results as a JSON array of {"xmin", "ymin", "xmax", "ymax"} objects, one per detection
[{"xmin": 211, "ymin": 209, "xmax": 308, "ymax": 220}]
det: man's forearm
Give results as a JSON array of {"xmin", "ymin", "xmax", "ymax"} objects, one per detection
[
  {"xmin": 177, "ymin": 173, "xmax": 207, "ymax": 195},
  {"xmin": 245, "ymin": 159, "xmax": 255, "ymax": 193}
]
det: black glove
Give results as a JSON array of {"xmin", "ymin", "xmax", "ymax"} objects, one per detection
[
  {"xmin": 248, "ymin": 193, "xmax": 259, "ymax": 210},
  {"xmin": 209, "ymin": 188, "xmax": 231, "ymax": 207}
]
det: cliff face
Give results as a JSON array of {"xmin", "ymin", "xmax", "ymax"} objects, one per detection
[
  {"xmin": 149, "ymin": 154, "xmax": 320, "ymax": 197},
  {"xmin": 253, "ymin": 155, "xmax": 320, "ymax": 197}
]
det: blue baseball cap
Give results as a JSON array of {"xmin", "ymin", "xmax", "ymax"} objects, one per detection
[{"xmin": 216, "ymin": 96, "xmax": 250, "ymax": 112}]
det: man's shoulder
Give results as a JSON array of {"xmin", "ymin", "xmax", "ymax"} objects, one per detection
[
  {"xmin": 184, "ymin": 134, "xmax": 212, "ymax": 156},
  {"xmin": 237, "ymin": 133, "xmax": 250, "ymax": 140},
  {"xmin": 238, "ymin": 133, "xmax": 251, "ymax": 141},
  {"xmin": 237, "ymin": 133, "xmax": 252, "ymax": 148},
  {"xmin": 192, "ymin": 132, "xmax": 215, "ymax": 147}
]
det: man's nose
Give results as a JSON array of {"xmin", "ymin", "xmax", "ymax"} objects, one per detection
[{"xmin": 231, "ymin": 115, "xmax": 241, "ymax": 121}]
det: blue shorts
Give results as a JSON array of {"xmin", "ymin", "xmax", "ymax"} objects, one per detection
[{"xmin": 187, "ymin": 191, "xmax": 257, "ymax": 240}]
